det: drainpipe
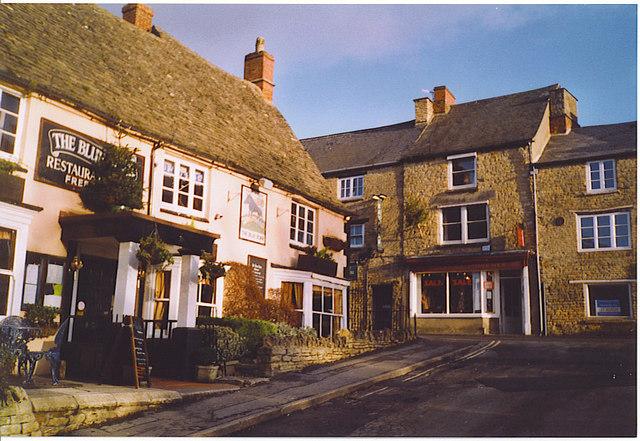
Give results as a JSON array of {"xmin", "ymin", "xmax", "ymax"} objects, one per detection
[{"xmin": 530, "ymin": 166, "xmax": 546, "ymax": 336}]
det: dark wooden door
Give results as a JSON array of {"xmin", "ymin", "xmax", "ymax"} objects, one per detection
[
  {"xmin": 372, "ymin": 284, "xmax": 393, "ymax": 331},
  {"xmin": 76, "ymin": 255, "xmax": 118, "ymax": 319}
]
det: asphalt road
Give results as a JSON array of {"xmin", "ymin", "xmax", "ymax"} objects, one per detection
[{"xmin": 233, "ymin": 337, "xmax": 636, "ymax": 437}]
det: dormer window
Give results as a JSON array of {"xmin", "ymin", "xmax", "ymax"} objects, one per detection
[
  {"xmin": 448, "ymin": 153, "xmax": 477, "ymax": 190},
  {"xmin": 587, "ymin": 159, "xmax": 616, "ymax": 193},
  {"xmin": 338, "ymin": 176, "xmax": 364, "ymax": 201}
]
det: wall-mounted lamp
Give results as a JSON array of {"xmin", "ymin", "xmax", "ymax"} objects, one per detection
[
  {"xmin": 213, "ymin": 214, "xmax": 223, "ymax": 220},
  {"xmin": 70, "ymin": 256, "xmax": 84, "ymax": 272},
  {"xmin": 372, "ymin": 194, "xmax": 387, "ymax": 201}
]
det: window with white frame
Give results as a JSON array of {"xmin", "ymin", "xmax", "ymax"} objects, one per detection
[
  {"xmin": 578, "ymin": 212, "xmax": 630, "ymax": 251},
  {"xmin": 290, "ymin": 201, "xmax": 315, "ymax": 246},
  {"xmin": 420, "ymin": 272, "xmax": 481, "ymax": 315},
  {"xmin": 587, "ymin": 159, "xmax": 616, "ymax": 193},
  {"xmin": 153, "ymin": 270, "xmax": 171, "ymax": 328},
  {"xmin": 0, "ymin": 88, "xmax": 21, "ymax": 156},
  {"xmin": 441, "ymin": 203, "xmax": 489, "ymax": 244},
  {"xmin": 312, "ymin": 285, "xmax": 344, "ymax": 337},
  {"xmin": 349, "ymin": 224, "xmax": 365, "ymax": 248},
  {"xmin": 196, "ymin": 281, "xmax": 217, "ymax": 318},
  {"xmin": 0, "ymin": 227, "xmax": 16, "ymax": 316},
  {"xmin": 161, "ymin": 158, "xmax": 206, "ymax": 214},
  {"xmin": 448, "ymin": 153, "xmax": 477, "ymax": 189},
  {"xmin": 338, "ymin": 176, "xmax": 364, "ymax": 200},
  {"xmin": 586, "ymin": 283, "xmax": 631, "ymax": 317}
]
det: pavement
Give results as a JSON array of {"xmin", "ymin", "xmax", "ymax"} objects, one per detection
[{"xmin": 70, "ymin": 337, "xmax": 479, "ymax": 436}]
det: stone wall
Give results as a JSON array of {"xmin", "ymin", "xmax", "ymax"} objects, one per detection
[
  {"xmin": 536, "ymin": 156, "xmax": 636, "ymax": 335},
  {"xmin": 0, "ymin": 385, "xmax": 180, "ymax": 436},
  {"xmin": 255, "ymin": 330, "xmax": 414, "ymax": 376}
]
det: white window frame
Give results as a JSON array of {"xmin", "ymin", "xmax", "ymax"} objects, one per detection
[
  {"xmin": 0, "ymin": 85, "xmax": 26, "ymax": 162},
  {"xmin": 417, "ymin": 271, "xmax": 482, "ymax": 317},
  {"xmin": 583, "ymin": 282, "xmax": 632, "ymax": 318},
  {"xmin": 439, "ymin": 202, "xmax": 489, "ymax": 245},
  {"xmin": 577, "ymin": 211, "xmax": 631, "ymax": 252},
  {"xmin": 160, "ymin": 156, "xmax": 208, "ymax": 217},
  {"xmin": 447, "ymin": 152, "xmax": 477, "ymax": 190},
  {"xmin": 290, "ymin": 201, "xmax": 316, "ymax": 247},
  {"xmin": 312, "ymin": 284, "xmax": 345, "ymax": 337},
  {"xmin": 349, "ymin": 224, "xmax": 365, "ymax": 248},
  {"xmin": 338, "ymin": 175, "xmax": 364, "ymax": 201},
  {"xmin": 196, "ymin": 280, "xmax": 217, "ymax": 318},
  {"xmin": 586, "ymin": 159, "xmax": 617, "ymax": 194}
]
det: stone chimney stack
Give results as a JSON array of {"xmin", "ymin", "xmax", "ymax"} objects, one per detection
[
  {"xmin": 433, "ymin": 85, "xmax": 456, "ymax": 114},
  {"xmin": 122, "ymin": 3, "xmax": 154, "ymax": 32},
  {"xmin": 244, "ymin": 37, "xmax": 275, "ymax": 103},
  {"xmin": 549, "ymin": 87, "xmax": 579, "ymax": 134},
  {"xmin": 414, "ymin": 97, "xmax": 434, "ymax": 127}
]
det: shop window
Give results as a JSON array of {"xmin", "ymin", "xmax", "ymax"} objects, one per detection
[
  {"xmin": 290, "ymin": 201, "xmax": 315, "ymax": 246},
  {"xmin": 0, "ymin": 88, "xmax": 21, "ymax": 156},
  {"xmin": 22, "ymin": 253, "xmax": 64, "ymax": 309},
  {"xmin": 0, "ymin": 228, "xmax": 16, "ymax": 315},
  {"xmin": 281, "ymin": 282, "xmax": 303, "ymax": 327},
  {"xmin": 153, "ymin": 270, "xmax": 171, "ymax": 327},
  {"xmin": 586, "ymin": 284, "xmax": 631, "ymax": 317},
  {"xmin": 578, "ymin": 212, "xmax": 630, "ymax": 251},
  {"xmin": 448, "ymin": 153, "xmax": 477, "ymax": 189},
  {"xmin": 197, "ymin": 281, "xmax": 217, "ymax": 318},
  {"xmin": 161, "ymin": 158, "xmax": 206, "ymax": 215},
  {"xmin": 338, "ymin": 176, "xmax": 364, "ymax": 200},
  {"xmin": 419, "ymin": 272, "xmax": 481, "ymax": 315},
  {"xmin": 441, "ymin": 203, "xmax": 488, "ymax": 244},
  {"xmin": 312, "ymin": 285, "xmax": 343, "ymax": 337},
  {"xmin": 587, "ymin": 159, "xmax": 616, "ymax": 193},
  {"xmin": 349, "ymin": 224, "xmax": 365, "ymax": 248}
]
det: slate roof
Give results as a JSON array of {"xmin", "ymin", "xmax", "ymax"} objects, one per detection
[
  {"xmin": 304, "ymin": 85, "xmax": 559, "ymax": 173},
  {"xmin": 302, "ymin": 121, "xmax": 421, "ymax": 174},
  {"xmin": 537, "ymin": 122, "xmax": 637, "ymax": 165},
  {"xmin": 403, "ymin": 85, "xmax": 557, "ymax": 161},
  {"xmin": 0, "ymin": 4, "xmax": 346, "ymax": 213}
]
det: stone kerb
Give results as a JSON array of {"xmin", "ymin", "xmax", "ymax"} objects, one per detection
[{"xmin": 256, "ymin": 329, "xmax": 414, "ymax": 376}]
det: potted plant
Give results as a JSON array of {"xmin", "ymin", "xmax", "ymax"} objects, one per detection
[
  {"xmin": 296, "ymin": 246, "xmax": 338, "ymax": 277},
  {"xmin": 194, "ymin": 347, "xmax": 220, "ymax": 383},
  {"xmin": 199, "ymin": 252, "xmax": 226, "ymax": 284},
  {"xmin": 136, "ymin": 231, "xmax": 174, "ymax": 273},
  {"xmin": 0, "ymin": 158, "xmax": 26, "ymax": 204}
]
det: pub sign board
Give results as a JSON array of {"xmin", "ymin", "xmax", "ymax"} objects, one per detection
[
  {"xmin": 248, "ymin": 255, "xmax": 267, "ymax": 296},
  {"xmin": 36, "ymin": 118, "xmax": 107, "ymax": 191}
]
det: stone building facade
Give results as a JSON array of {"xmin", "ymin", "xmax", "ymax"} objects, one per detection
[{"xmin": 304, "ymin": 84, "xmax": 636, "ymax": 336}]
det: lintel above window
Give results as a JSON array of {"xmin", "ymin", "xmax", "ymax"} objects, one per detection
[
  {"xmin": 338, "ymin": 176, "xmax": 364, "ymax": 201},
  {"xmin": 447, "ymin": 153, "xmax": 477, "ymax": 190}
]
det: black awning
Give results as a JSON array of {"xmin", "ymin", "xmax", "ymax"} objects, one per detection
[{"xmin": 59, "ymin": 211, "xmax": 219, "ymax": 254}]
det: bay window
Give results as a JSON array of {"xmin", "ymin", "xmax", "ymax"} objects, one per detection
[
  {"xmin": 578, "ymin": 212, "xmax": 630, "ymax": 251},
  {"xmin": 290, "ymin": 201, "xmax": 315, "ymax": 246},
  {"xmin": 441, "ymin": 203, "xmax": 489, "ymax": 244},
  {"xmin": 312, "ymin": 285, "xmax": 343, "ymax": 337},
  {"xmin": 161, "ymin": 158, "xmax": 206, "ymax": 215},
  {"xmin": 281, "ymin": 281, "xmax": 304, "ymax": 327}
]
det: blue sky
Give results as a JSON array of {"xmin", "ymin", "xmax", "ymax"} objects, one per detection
[{"xmin": 102, "ymin": 4, "xmax": 636, "ymax": 139}]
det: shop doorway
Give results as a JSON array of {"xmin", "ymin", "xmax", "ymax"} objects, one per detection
[
  {"xmin": 500, "ymin": 270, "xmax": 523, "ymax": 334},
  {"xmin": 372, "ymin": 284, "xmax": 393, "ymax": 331},
  {"xmin": 75, "ymin": 255, "xmax": 118, "ymax": 319}
]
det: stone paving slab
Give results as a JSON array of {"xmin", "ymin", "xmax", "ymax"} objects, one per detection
[{"xmin": 72, "ymin": 338, "xmax": 476, "ymax": 437}]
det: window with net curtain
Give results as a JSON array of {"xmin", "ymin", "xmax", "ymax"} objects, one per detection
[{"xmin": 153, "ymin": 270, "xmax": 171, "ymax": 329}]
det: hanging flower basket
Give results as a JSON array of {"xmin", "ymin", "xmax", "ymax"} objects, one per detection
[
  {"xmin": 136, "ymin": 230, "xmax": 174, "ymax": 271},
  {"xmin": 199, "ymin": 252, "xmax": 226, "ymax": 284}
]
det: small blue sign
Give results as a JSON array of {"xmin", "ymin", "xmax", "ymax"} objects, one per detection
[{"xmin": 595, "ymin": 299, "xmax": 622, "ymax": 316}]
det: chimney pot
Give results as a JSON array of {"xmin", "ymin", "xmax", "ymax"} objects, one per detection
[
  {"xmin": 433, "ymin": 85, "xmax": 456, "ymax": 114},
  {"xmin": 244, "ymin": 37, "xmax": 275, "ymax": 103},
  {"xmin": 122, "ymin": 3, "xmax": 154, "ymax": 32}
]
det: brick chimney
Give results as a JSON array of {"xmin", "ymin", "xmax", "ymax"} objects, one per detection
[
  {"xmin": 549, "ymin": 87, "xmax": 578, "ymax": 134},
  {"xmin": 122, "ymin": 4, "xmax": 154, "ymax": 32},
  {"xmin": 433, "ymin": 85, "xmax": 456, "ymax": 114},
  {"xmin": 244, "ymin": 37, "xmax": 275, "ymax": 103},
  {"xmin": 414, "ymin": 97, "xmax": 434, "ymax": 127}
]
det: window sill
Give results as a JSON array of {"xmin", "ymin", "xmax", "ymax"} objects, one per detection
[
  {"xmin": 585, "ymin": 189, "xmax": 618, "ymax": 196},
  {"xmin": 339, "ymin": 196, "xmax": 364, "ymax": 203},
  {"xmin": 577, "ymin": 247, "xmax": 632, "ymax": 253},
  {"xmin": 159, "ymin": 208, "xmax": 208, "ymax": 223},
  {"xmin": 290, "ymin": 242, "xmax": 311, "ymax": 252},
  {"xmin": 438, "ymin": 240, "xmax": 490, "ymax": 247},
  {"xmin": 583, "ymin": 316, "xmax": 634, "ymax": 322},
  {"xmin": 447, "ymin": 185, "xmax": 478, "ymax": 193}
]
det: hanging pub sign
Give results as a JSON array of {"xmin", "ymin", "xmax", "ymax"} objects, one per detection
[
  {"xmin": 35, "ymin": 118, "xmax": 107, "ymax": 191},
  {"xmin": 239, "ymin": 185, "xmax": 267, "ymax": 244}
]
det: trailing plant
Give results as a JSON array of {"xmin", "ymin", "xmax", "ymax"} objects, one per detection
[
  {"xmin": 0, "ymin": 158, "xmax": 23, "ymax": 175},
  {"xmin": 136, "ymin": 231, "xmax": 174, "ymax": 271},
  {"xmin": 24, "ymin": 304, "xmax": 59, "ymax": 337},
  {"xmin": 199, "ymin": 252, "xmax": 226, "ymax": 284},
  {"xmin": 273, "ymin": 322, "xmax": 317, "ymax": 339},
  {"xmin": 404, "ymin": 196, "xmax": 429, "ymax": 228},
  {"xmin": 79, "ymin": 143, "xmax": 143, "ymax": 213},
  {"xmin": 303, "ymin": 246, "xmax": 336, "ymax": 262}
]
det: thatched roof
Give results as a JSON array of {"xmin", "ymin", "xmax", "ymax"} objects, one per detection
[{"xmin": 0, "ymin": 4, "xmax": 346, "ymax": 214}]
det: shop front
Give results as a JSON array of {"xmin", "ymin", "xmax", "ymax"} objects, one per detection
[{"xmin": 407, "ymin": 251, "xmax": 534, "ymax": 335}]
